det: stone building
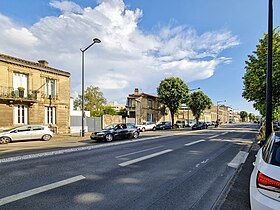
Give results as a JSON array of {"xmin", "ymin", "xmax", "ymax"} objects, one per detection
[
  {"xmin": 0, "ymin": 54, "xmax": 70, "ymax": 134},
  {"xmin": 126, "ymin": 88, "xmax": 168, "ymax": 124}
]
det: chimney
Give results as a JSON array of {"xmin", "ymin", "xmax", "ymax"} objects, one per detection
[
  {"xmin": 38, "ymin": 60, "xmax": 49, "ymax": 67},
  {"xmin": 134, "ymin": 88, "xmax": 139, "ymax": 95}
]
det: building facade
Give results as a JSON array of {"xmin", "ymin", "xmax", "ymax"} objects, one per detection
[
  {"xmin": 126, "ymin": 88, "xmax": 166, "ymax": 124},
  {"xmin": 0, "ymin": 54, "xmax": 70, "ymax": 134}
]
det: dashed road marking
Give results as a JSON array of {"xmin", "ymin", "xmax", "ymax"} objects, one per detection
[
  {"xmin": 119, "ymin": 149, "xmax": 173, "ymax": 167},
  {"xmin": 0, "ymin": 175, "xmax": 85, "ymax": 206},
  {"xmin": 184, "ymin": 139, "xmax": 205, "ymax": 146}
]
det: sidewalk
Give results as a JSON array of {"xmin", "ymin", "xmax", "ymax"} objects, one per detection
[{"xmin": 217, "ymin": 142, "xmax": 259, "ymax": 209}]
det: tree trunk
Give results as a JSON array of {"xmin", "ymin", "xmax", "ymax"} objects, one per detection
[
  {"xmin": 196, "ymin": 117, "xmax": 199, "ymax": 124},
  {"xmin": 171, "ymin": 111, "xmax": 175, "ymax": 128}
]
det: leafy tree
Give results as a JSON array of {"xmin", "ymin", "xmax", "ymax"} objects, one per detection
[
  {"xmin": 157, "ymin": 77, "xmax": 189, "ymax": 126},
  {"xmin": 188, "ymin": 91, "xmax": 212, "ymax": 123},
  {"xmin": 74, "ymin": 86, "xmax": 107, "ymax": 117},
  {"xmin": 243, "ymin": 29, "xmax": 280, "ymax": 116},
  {"xmin": 117, "ymin": 108, "xmax": 128, "ymax": 118},
  {"xmin": 103, "ymin": 106, "xmax": 117, "ymax": 115},
  {"xmin": 240, "ymin": 111, "xmax": 248, "ymax": 122},
  {"xmin": 248, "ymin": 113, "xmax": 256, "ymax": 122}
]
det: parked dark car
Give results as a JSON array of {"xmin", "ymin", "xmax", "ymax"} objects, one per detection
[
  {"xmin": 156, "ymin": 122, "xmax": 172, "ymax": 130},
  {"xmin": 192, "ymin": 122, "xmax": 208, "ymax": 130},
  {"xmin": 90, "ymin": 123, "xmax": 140, "ymax": 142},
  {"xmin": 273, "ymin": 123, "xmax": 280, "ymax": 131},
  {"xmin": 174, "ymin": 120, "xmax": 185, "ymax": 128}
]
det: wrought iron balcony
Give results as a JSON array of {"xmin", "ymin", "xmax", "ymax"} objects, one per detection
[{"xmin": 0, "ymin": 86, "xmax": 38, "ymax": 101}]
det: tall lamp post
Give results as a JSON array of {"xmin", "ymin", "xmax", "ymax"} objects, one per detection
[
  {"xmin": 187, "ymin": 87, "xmax": 200, "ymax": 126},
  {"xmin": 266, "ymin": 0, "xmax": 273, "ymax": 140},
  {"xmin": 216, "ymin": 100, "xmax": 226, "ymax": 123},
  {"xmin": 80, "ymin": 38, "xmax": 101, "ymax": 137}
]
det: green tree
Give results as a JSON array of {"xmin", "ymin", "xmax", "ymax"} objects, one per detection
[
  {"xmin": 157, "ymin": 77, "xmax": 189, "ymax": 126},
  {"xmin": 74, "ymin": 86, "xmax": 106, "ymax": 117},
  {"xmin": 243, "ymin": 29, "xmax": 280, "ymax": 116},
  {"xmin": 240, "ymin": 111, "xmax": 248, "ymax": 122},
  {"xmin": 117, "ymin": 108, "xmax": 128, "ymax": 118},
  {"xmin": 103, "ymin": 106, "xmax": 117, "ymax": 115},
  {"xmin": 248, "ymin": 113, "xmax": 256, "ymax": 122},
  {"xmin": 188, "ymin": 91, "xmax": 212, "ymax": 123}
]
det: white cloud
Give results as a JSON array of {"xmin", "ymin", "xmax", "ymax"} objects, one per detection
[{"xmin": 0, "ymin": 0, "xmax": 239, "ymax": 104}]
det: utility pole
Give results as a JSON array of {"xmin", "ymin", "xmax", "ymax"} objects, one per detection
[{"xmin": 266, "ymin": 0, "xmax": 273, "ymax": 140}]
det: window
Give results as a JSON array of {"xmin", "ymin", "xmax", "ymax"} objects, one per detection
[
  {"xmin": 32, "ymin": 126, "xmax": 44, "ymax": 131},
  {"xmin": 17, "ymin": 126, "xmax": 31, "ymax": 132},
  {"xmin": 13, "ymin": 73, "xmax": 28, "ymax": 97},
  {"xmin": 148, "ymin": 100, "xmax": 152, "ymax": 109},
  {"xmin": 14, "ymin": 105, "xmax": 28, "ymax": 124},
  {"xmin": 45, "ymin": 107, "xmax": 56, "ymax": 124},
  {"xmin": 45, "ymin": 78, "xmax": 56, "ymax": 98}
]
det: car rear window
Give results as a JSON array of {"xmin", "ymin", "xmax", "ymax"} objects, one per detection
[
  {"xmin": 263, "ymin": 135, "xmax": 280, "ymax": 167},
  {"xmin": 270, "ymin": 142, "xmax": 280, "ymax": 166}
]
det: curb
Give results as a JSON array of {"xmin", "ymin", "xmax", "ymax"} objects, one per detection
[{"xmin": 211, "ymin": 141, "xmax": 255, "ymax": 210}]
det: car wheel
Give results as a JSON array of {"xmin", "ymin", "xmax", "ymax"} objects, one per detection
[
  {"xmin": 162, "ymin": 127, "xmax": 165, "ymax": 130},
  {"xmin": 0, "ymin": 136, "xmax": 11, "ymax": 143},
  {"xmin": 132, "ymin": 132, "xmax": 139, "ymax": 139},
  {"xmin": 105, "ymin": 134, "xmax": 114, "ymax": 142},
  {"xmin": 142, "ymin": 127, "xmax": 145, "ymax": 132},
  {"xmin": 42, "ymin": 134, "xmax": 52, "ymax": 141},
  {"xmin": 152, "ymin": 127, "xmax": 156, "ymax": 131}
]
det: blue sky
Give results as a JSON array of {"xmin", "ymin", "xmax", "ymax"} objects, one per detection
[{"xmin": 0, "ymin": 0, "xmax": 279, "ymax": 115}]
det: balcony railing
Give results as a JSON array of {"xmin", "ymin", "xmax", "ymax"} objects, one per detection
[{"xmin": 0, "ymin": 86, "xmax": 38, "ymax": 100}]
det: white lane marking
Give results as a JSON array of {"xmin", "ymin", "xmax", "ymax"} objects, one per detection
[
  {"xmin": 116, "ymin": 145, "xmax": 164, "ymax": 158},
  {"xmin": 228, "ymin": 151, "xmax": 249, "ymax": 168},
  {"xmin": 207, "ymin": 134, "xmax": 220, "ymax": 139},
  {"xmin": 184, "ymin": 139, "xmax": 205, "ymax": 146},
  {"xmin": 119, "ymin": 149, "xmax": 173, "ymax": 167},
  {"xmin": 0, "ymin": 132, "xmax": 190, "ymax": 164},
  {"xmin": 221, "ymin": 132, "xmax": 228, "ymax": 135},
  {"xmin": 0, "ymin": 175, "xmax": 85, "ymax": 206}
]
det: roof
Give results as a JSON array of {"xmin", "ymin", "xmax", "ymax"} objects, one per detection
[
  {"xmin": 0, "ymin": 54, "xmax": 70, "ymax": 77},
  {"xmin": 128, "ymin": 93, "xmax": 158, "ymax": 98}
]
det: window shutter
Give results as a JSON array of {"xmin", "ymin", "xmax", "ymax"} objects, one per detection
[
  {"xmin": 45, "ymin": 107, "xmax": 48, "ymax": 124},
  {"xmin": 53, "ymin": 107, "xmax": 56, "ymax": 124}
]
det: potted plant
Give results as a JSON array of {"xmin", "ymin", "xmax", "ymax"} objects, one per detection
[{"xmin": 17, "ymin": 87, "xmax": 25, "ymax": 98}]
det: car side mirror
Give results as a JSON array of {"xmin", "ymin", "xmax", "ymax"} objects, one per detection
[{"xmin": 257, "ymin": 140, "xmax": 264, "ymax": 148}]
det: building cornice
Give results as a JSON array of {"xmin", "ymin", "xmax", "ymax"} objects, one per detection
[{"xmin": 0, "ymin": 54, "xmax": 70, "ymax": 77}]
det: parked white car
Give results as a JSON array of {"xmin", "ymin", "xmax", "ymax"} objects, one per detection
[
  {"xmin": 136, "ymin": 122, "xmax": 156, "ymax": 132},
  {"xmin": 250, "ymin": 132, "xmax": 280, "ymax": 210},
  {"xmin": 0, "ymin": 125, "xmax": 54, "ymax": 143}
]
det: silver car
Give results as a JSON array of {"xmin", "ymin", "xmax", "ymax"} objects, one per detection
[{"xmin": 0, "ymin": 125, "xmax": 54, "ymax": 143}]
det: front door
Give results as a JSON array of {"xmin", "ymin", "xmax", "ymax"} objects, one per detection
[{"xmin": 10, "ymin": 126, "xmax": 32, "ymax": 141}]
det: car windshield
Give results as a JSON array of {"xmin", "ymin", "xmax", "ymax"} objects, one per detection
[
  {"xmin": 140, "ymin": 122, "xmax": 146, "ymax": 125},
  {"xmin": 104, "ymin": 124, "xmax": 117, "ymax": 130},
  {"xmin": 1, "ymin": 126, "xmax": 22, "ymax": 132}
]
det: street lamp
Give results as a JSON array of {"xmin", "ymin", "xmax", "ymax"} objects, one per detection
[
  {"xmin": 80, "ymin": 38, "xmax": 101, "ymax": 137},
  {"xmin": 266, "ymin": 0, "xmax": 273, "ymax": 140},
  {"xmin": 187, "ymin": 87, "xmax": 200, "ymax": 126},
  {"xmin": 216, "ymin": 100, "xmax": 226, "ymax": 124}
]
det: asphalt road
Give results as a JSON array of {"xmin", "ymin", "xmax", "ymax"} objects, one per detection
[{"xmin": 0, "ymin": 124, "xmax": 257, "ymax": 210}]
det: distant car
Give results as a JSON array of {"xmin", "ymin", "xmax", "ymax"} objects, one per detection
[
  {"xmin": 174, "ymin": 120, "xmax": 185, "ymax": 128},
  {"xmin": 273, "ymin": 123, "xmax": 280, "ymax": 131},
  {"xmin": 250, "ymin": 132, "xmax": 280, "ymax": 210},
  {"xmin": 136, "ymin": 122, "xmax": 156, "ymax": 132},
  {"xmin": 192, "ymin": 122, "xmax": 208, "ymax": 130},
  {"xmin": 186, "ymin": 120, "xmax": 196, "ymax": 127},
  {"xmin": 0, "ymin": 125, "xmax": 54, "ymax": 143},
  {"xmin": 90, "ymin": 123, "xmax": 140, "ymax": 142},
  {"xmin": 206, "ymin": 122, "xmax": 212, "ymax": 126},
  {"xmin": 156, "ymin": 122, "xmax": 172, "ymax": 130}
]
